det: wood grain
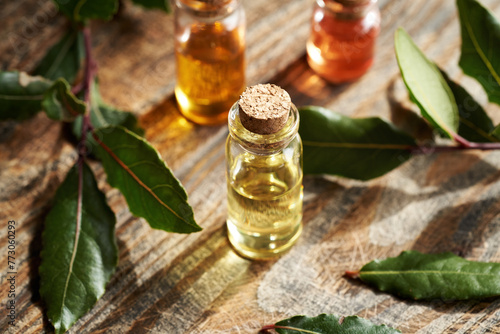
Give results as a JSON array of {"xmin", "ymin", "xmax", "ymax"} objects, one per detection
[{"xmin": 1, "ymin": 0, "xmax": 500, "ymax": 333}]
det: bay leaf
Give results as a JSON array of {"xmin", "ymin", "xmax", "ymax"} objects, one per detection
[
  {"xmin": 0, "ymin": 71, "xmax": 52, "ymax": 120},
  {"xmin": 395, "ymin": 28, "xmax": 459, "ymax": 139},
  {"xmin": 299, "ymin": 106, "xmax": 416, "ymax": 180},
  {"xmin": 42, "ymin": 78, "xmax": 86, "ymax": 122},
  {"xmin": 33, "ymin": 29, "xmax": 84, "ymax": 84},
  {"xmin": 73, "ymin": 80, "xmax": 144, "ymax": 138},
  {"xmin": 53, "ymin": 0, "xmax": 118, "ymax": 22},
  {"xmin": 441, "ymin": 71, "xmax": 497, "ymax": 143},
  {"xmin": 264, "ymin": 314, "xmax": 400, "ymax": 334},
  {"xmin": 492, "ymin": 124, "xmax": 500, "ymax": 140},
  {"xmin": 39, "ymin": 161, "xmax": 118, "ymax": 334},
  {"xmin": 92, "ymin": 126, "xmax": 201, "ymax": 233},
  {"xmin": 356, "ymin": 250, "xmax": 500, "ymax": 301},
  {"xmin": 457, "ymin": 0, "xmax": 500, "ymax": 105},
  {"xmin": 131, "ymin": 0, "xmax": 170, "ymax": 12}
]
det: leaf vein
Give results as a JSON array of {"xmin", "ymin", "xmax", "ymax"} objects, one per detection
[
  {"xmin": 0, "ymin": 94, "xmax": 44, "ymax": 101},
  {"xmin": 362, "ymin": 270, "xmax": 497, "ymax": 276},
  {"xmin": 59, "ymin": 161, "xmax": 84, "ymax": 321},
  {"xmin": 302, "ymin": 141, "xmax": 414, "ymax": 150},
  {"xmin": 93, "ymin": 133, "xmax": 195, "ymax": 227},
  {"xmin": 46, "ymin": 33, "xmax": 76, "ymax": 79},
  {"xmin": 464, "ymin": 19, "xmax": 500, "ymax": 87},
  {"xmin": 459, "ymin": 116, "xmax": 498, "ymax": 142}
]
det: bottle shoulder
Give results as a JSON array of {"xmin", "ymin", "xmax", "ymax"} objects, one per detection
[
  {"xmin": 227, "ymin": 101, "xmax": 301, "ymax": 155},
  {"xmin": 174, "ymin": 0, "xmax": 245, "ymax": 23}
]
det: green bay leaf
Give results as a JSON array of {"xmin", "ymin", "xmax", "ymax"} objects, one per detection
[
  {"xmin": 457, "ymin": 0, "xmax": 500, "ymax": 105},
  {"xmin": 0, "ymin": 71, "xmax": 52, "ymax": 120},
  {"xmin": 395, "ymin": 28, "xmax": 459, "ymax": 138},
  {"xmin": 270, "ymin": 314, "xmax": 400, "ymax": 334},
  {"xmin": 299, "ymin": 106, "xmax": 416, "ymax": 180},
  {"xmin": 492, "ymin": 124, "xmax": 500, "ymax": 140},
  {"xmin": 441, "ymin": 70, "xmax": 497, "ymax": 143},
  {"xmin": 91, "ymin": 126, "xmax": 201, "ymax": 233},
  {"xmin": 53, "ymin": 0, "xmax": 118, "ymax": 22},
  {"xmin": 42, "ymin": 78, "xmax": 86, "ymax": 122},
  {"xmin": 39, "ymin": 161, "xmax": 118, "ymax": 334},
  {"xmin": 33, "ymin": 29, "xmax": 84, "ymax": 83},
  {"xmin": 358, "ymin": 250, "xmax": 500, "ymax": 301},
  {"xmin": 131, "ymin": 0, "xmax": 170, "ymax": 12}
]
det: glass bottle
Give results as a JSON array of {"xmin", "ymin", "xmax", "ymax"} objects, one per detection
[
  {"xmin": 306, "ymin": 0, "xmax": 380, "ymax": 83},
  {"xmin": 225, "ymin": 84, "xmax": 303, "ymax": 260},
  {"xmin": 173, "ymin": 0, "xmax": 246, "ymax": 125}
]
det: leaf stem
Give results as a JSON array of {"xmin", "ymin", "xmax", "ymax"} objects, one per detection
[
  {"xmin": 78, "ymin": 25, "xmax": 96, "ymax": 158},
  {"xmin": 453, "ymin": 133, "xmax": 473, "ymax": 148},
  {"xmin": 71, "ymin": 81, "xmax": 84, "ymax": 95},
  {"xmin": 259, "ymin": 325, "xmax": 274, "ymax": 333},
  {"xmin": 410, "ymin": 131, "xmax": 500, "ymax": 154},
  {"xmin": 411, "ymin": 142, "xmax": 500, "ymax": 154},
  {"xmin": 452, "ymin": 133, "xmax": 500, "ymax": 150},
  {"xmin": 345, "ymin": 270, "xmax": 360, "ymax": 279}
]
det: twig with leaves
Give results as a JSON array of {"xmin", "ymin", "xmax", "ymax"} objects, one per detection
[
  {"xmin": 299, "ymin": 0, "xmax": 500, "ymax": 181},
  {"xmin": 0, "ymin": 1, "xmax": 201, "ymax": 333}
]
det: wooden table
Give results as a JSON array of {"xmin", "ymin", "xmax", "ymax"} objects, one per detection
[{"xmin": 1, "ymin": 0, "xmax": 500, "ymax": 333}]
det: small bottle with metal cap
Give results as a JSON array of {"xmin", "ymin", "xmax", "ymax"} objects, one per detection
[
  {"xmin": 225, "ymin": 84, "xmax": 303, "ymax": 260},
  {"xmin": 174, "ymin": 0, "xmax": 246, "ymax": 125},
  {"xmin": 307, "ymin": 0, "xmax": 380, "ymax": 83}
]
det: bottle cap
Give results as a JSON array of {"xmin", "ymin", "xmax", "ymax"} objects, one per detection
[{"xmin": 238, "ymin": 84, "xmax": 291, "ymax": 135}]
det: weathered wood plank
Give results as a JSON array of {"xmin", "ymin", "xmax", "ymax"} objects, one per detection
[{"xmin": 1, "ymin": 0, "xmax": 499, "ymax": 333}]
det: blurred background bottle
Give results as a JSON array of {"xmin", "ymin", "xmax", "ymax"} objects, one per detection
[
  {"xmin": 174, "ymin": 0, "xmax": 246, "ymax": 125},
  {"xmin": 307, "ymin": 0, "xmax": 380, "ymax": 83}
]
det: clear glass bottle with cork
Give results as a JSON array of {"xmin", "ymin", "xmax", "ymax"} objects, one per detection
[
  {"xmin": 226, "ymin": 84, "xmax": 303, "ymax": 260},
  {"xmin": 307, "ymin": 0, "xmax": 380, "ymax": 83},
  {"xmin": 173, "ymin": 0, "xmax": 246, "ymax": 125}
]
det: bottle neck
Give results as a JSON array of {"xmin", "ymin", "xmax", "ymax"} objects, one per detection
[
  {"xmin": 228, "ymin": 101, "xmax": 300, "ymax": 155},
  {"xmin": 317, "ymin": 0, "xmax": 378, "ymax": 20},
  {"xmin": 175, "ymin": 0, "xmax": 239, "ymax": 18}
]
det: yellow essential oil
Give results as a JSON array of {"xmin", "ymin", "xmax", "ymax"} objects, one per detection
[
  {"xmin": 227, "ymin": 154, "xmax": 303, "ymax": 259},
  {"xmin": 174, "ymin": 0, "xmax": 246, "ymax": 125},
  {"xmin": 226, "ymin": 84, "xmax": 303, "ymax": 260}
]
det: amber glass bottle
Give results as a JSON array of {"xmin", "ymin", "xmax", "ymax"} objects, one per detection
[
  {"xmin": 174, "ymin": 0, "xmax": 246, "ymax": 125},
  {"xmin": 307, "ymin": 0, "xmax": 380, "ymax": 83}
]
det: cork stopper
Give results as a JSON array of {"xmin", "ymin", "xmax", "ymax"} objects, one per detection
[
  {"xmin": 199, "ymin": 0, "xmax": 230, "ymax": 5},
  {"xmin": 238, "ymin": 84, "xmax": 291, "ymax": 135},
  {"xmin": 335, "ymin": 0, "xmax": 372, "ymax": 6}
]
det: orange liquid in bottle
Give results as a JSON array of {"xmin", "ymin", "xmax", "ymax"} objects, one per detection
[
  {"xmin": 175, "ymin": 22, "xmax": 245, "ymax": 125},
  {"xmin": 307, "ymin": 1, "xmax": 380, "ymax": 83}
]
